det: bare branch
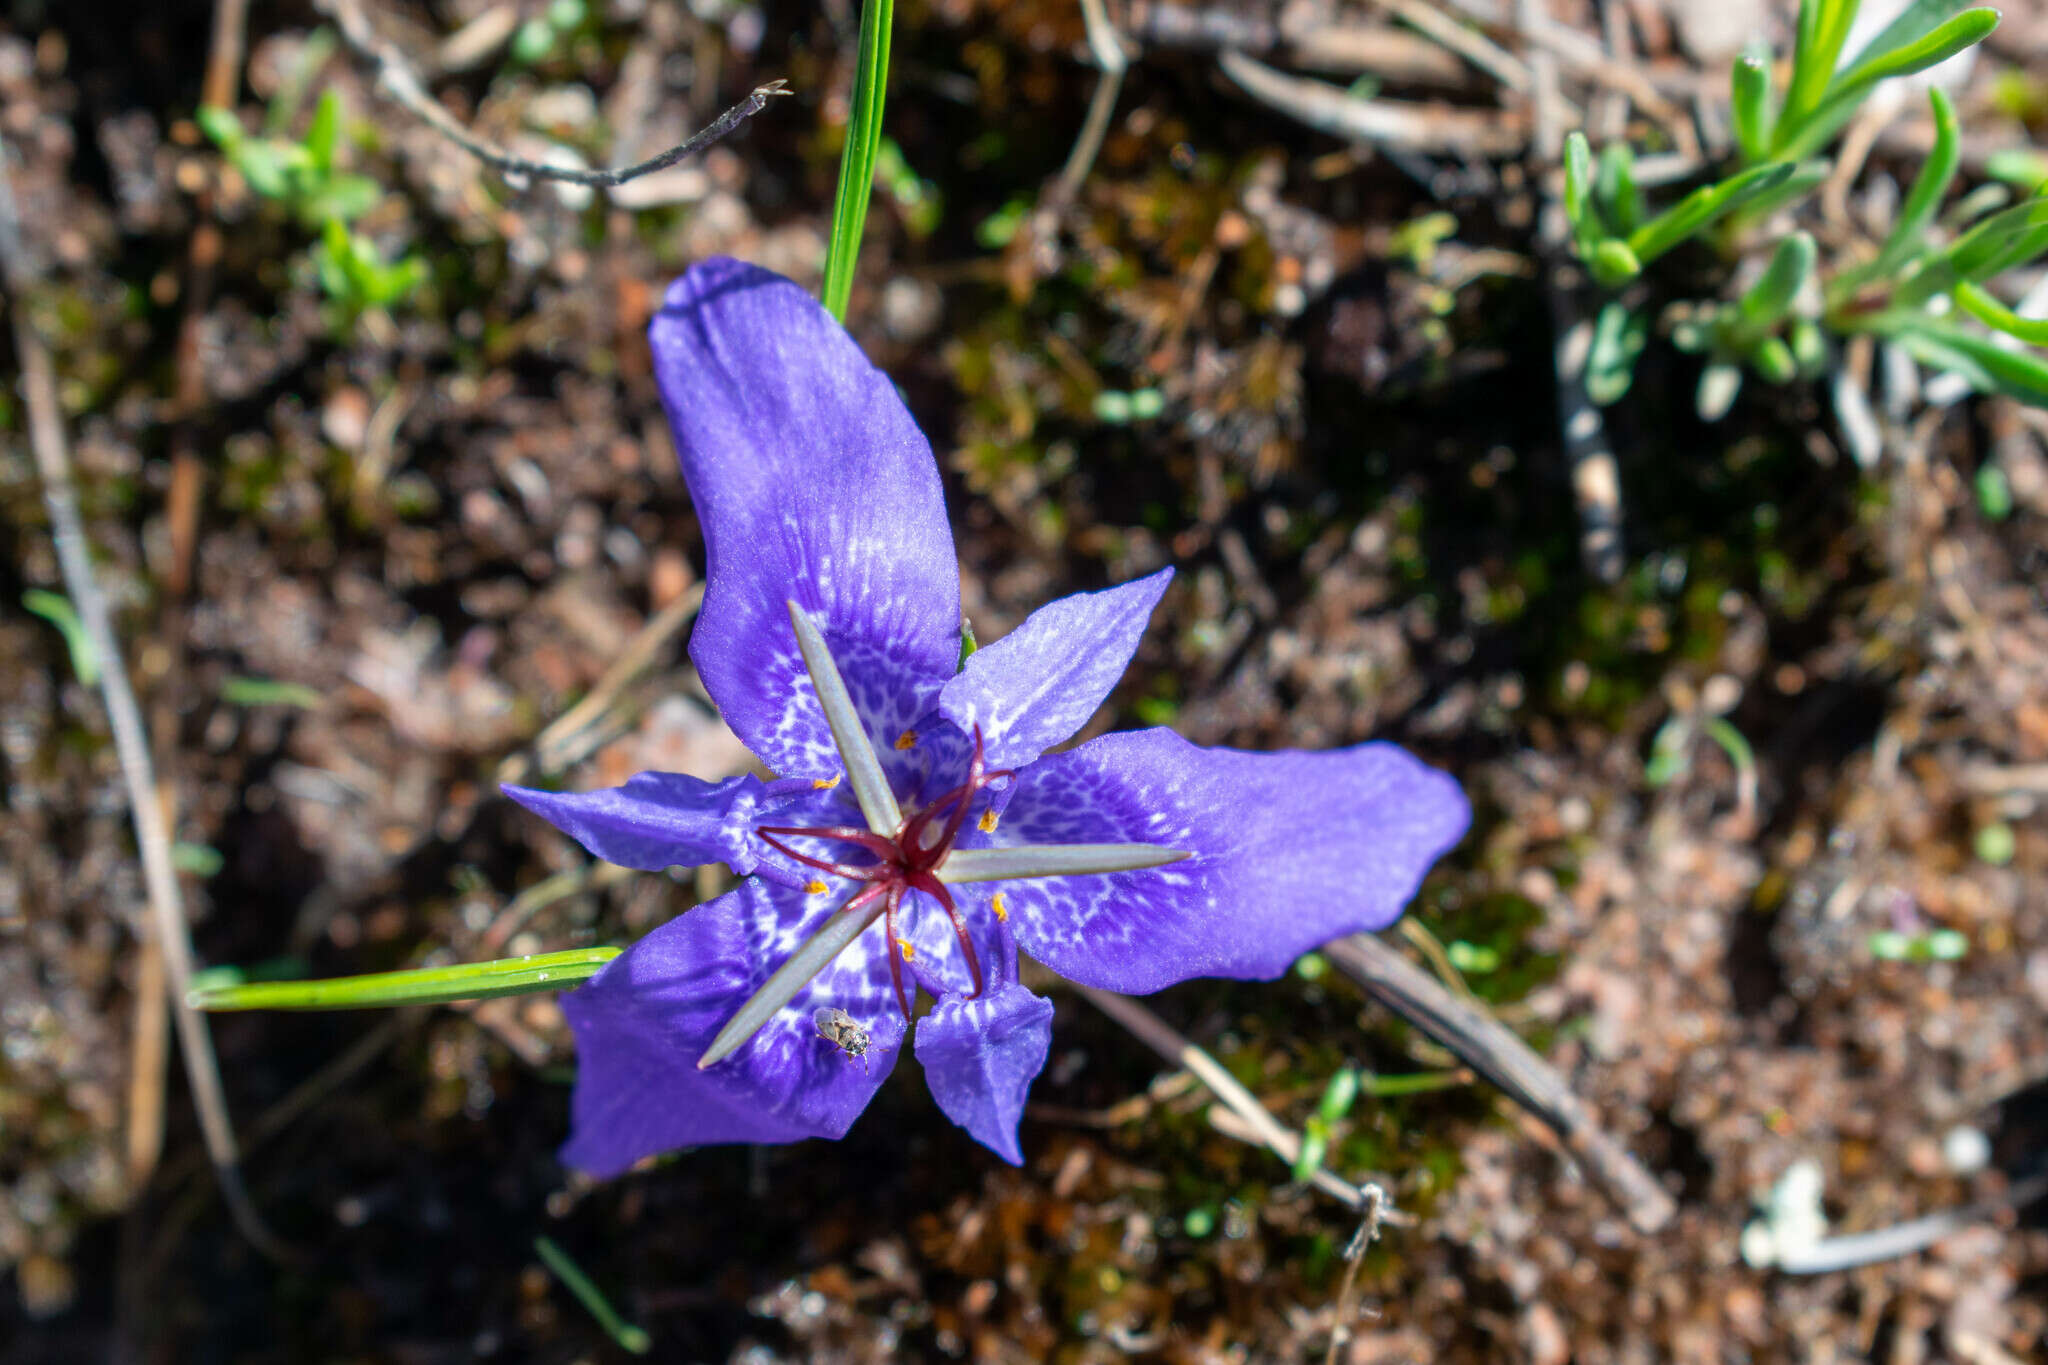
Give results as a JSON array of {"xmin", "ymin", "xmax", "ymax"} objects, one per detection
[
  {"xmin": 317, "ymin": 0, "xmax": 787, "ymax": 191},
  {"xmin": 0, "ymin": 150, "xmax": 288, "ymax": 1259},
  {"xmin": 1324, "ymin": 933, "xmax": 1676, "ymax": 1235}
]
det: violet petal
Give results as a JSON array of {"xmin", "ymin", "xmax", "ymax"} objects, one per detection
[
  {"xmin": 939, "ymin": 568, "xmax": 1174, "ymax": 768},
  {"xmin": 914, "ymin": 983, "xmax": 1053, "ymax": 1165},
  {"xmin": 650, "ymin": 258, "xmax": 960, "ymax": 779},
  {"xmin": 980, "ymin": 728, "xmax": 1470, "ymax": 993},
  {"xmin": 558, "ymin": 878, "xmax": 904, "ymax": 1175},
  {"xmin": 506, "ymin": 774, "xmax": 852, "ymax": 889}
]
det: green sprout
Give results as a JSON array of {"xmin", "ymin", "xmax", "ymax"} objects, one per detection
[
  {"xmin": 198, "ymin": 74, "xmax": 424, "ymax": 323},
  {"xmin": 1560, "ymin": 0, "xmax": 2048, "ymax": 420}
]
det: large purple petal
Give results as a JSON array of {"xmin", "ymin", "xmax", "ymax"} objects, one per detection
[
  {"xmin": 939, "ymin": 569, "xmax": 1173, "ymax": 769},
  {"xmin": 558, "ymin": 878, "xmax": 906, "ymax": 1175},
  {"xmin": 914, "ymin": 982, "xmax": 1053, "ymax": 1165},
  {"xmin": 651, "ymin": 258, "xmax": 961, "ymax": 779},
  {"xmin": 504, "ymin": 774, "xmax": 850, "ymax": 890},
  {"xmin": 980, "ymin": 729, "xmax": 1469, "ymax": 993}
]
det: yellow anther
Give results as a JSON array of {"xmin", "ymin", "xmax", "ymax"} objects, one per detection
[
  {"xmin": 977, "ymin": 809, "xmax": 999, "ymax": 833},
  {"xmin": 811, "ymin": 774, "xmax": 841, "ymax": 790},
  {"xmin": 991, "ymin": 892, "xmax": 1009, "ymax": 922},
  {"xmin": 804, "ymin": 879, "xmax": 828, "ymax": 895},
  {"xmin": 896, "ymin": 938, "xmax": 915, "ymax": 960},
  {"xmin": 894, "ymin": 729, "xmax": 918, "ymax": 751}
]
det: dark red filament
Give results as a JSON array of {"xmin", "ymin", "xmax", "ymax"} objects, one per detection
[{"xmin": 757, "ymin": 729, "xmax": 1011, "ymax": 1018}]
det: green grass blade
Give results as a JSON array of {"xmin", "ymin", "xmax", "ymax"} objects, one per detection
[
  {"xmin": 23, "ymin": 588, "xmax": 101, "ymax": 685},
  {"xmin": 1738, "ymin": 231, "xmax": 1817, "ymax": 328},
  {"xmin": 1595, "ymin": 142, "xmax": 1641, "ymax": 235},
  {"xmin": 1835, "ymin": 86, "xmax": 1958, "ymax": 303},
  {"xmin": 1778, "ymin": 6, "xmax": 1997, "ymax": 161},
  {"xmin": 534, "ymin": 1237, "xmax": 651, "ymax": 1354},
  {"xmin": 220, "ymin": 675, "xmax": 326, "ymax": 709},
  {"xmin": 1955, "ymin": 281, "xmax": 2048, "ymax": 343},
  {"xmin": 819, "ymin": 0, "xmax": 895, "ymax": 322},
  {"xmin": 1730, "ymin": 53, "xmax": 1774, "ymax": 165},
  {"xmin": 187, "ymin": 947, "xmax": 621, "ymax": 1011},
  {"xmin": 1888, "ymin": 320, "xmax": 2048, "ymax": 406},
  {"xmin": 1563, "ymin": 131, "xmax": 1598, "ymax": 254},
  {"xmin": 1627, "ymin": 162, "xmax": 1796, "ymax": 265},
  {"xmin": 1781, "ymin": 0, "xmax": 1863, "ymax": 138}
]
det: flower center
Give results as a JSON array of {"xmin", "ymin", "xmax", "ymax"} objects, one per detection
[{"xmin": 755, "ymin": 728, "xmax": 1012, "ymax": 1016}]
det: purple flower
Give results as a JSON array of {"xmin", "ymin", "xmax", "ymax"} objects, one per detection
[{"xmin": 505, "ymin": 258, "xmax": 1469, "ymax": 1174}]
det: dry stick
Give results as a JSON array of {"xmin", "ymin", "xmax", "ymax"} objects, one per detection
[
  {"xmin": 318, "ymin": 0, "xmax": 785, "ymax": 190},
  {"xmin": 1218, "ymin": 50, "xmax": 1528, "ymax": 158},
  {"xmin": 127, "ymin": 0, "xmax": 257, "ymax": 1204},
  {"xmin": 1521, "ymin": 0, "xmax": 1626, "ymax": 585},
  {"xmin": 1077, "ymin": 985, "xmax": 1409, "ymax": 1222},
  {"xmin": 1323, "ymin": 934, "xmax": 1676, "ymax": 1235},
  {"xmin": 0, "ymin": 159, "xmax": 287, "ymax": 1260},
  {"xmin": 1777, "ymin": 1172, "xmax": 2048, "ymax": 1275},
  {"xmin": 1322, "ymin": 1184, "xmax": 1388, "ymax": 1365}
]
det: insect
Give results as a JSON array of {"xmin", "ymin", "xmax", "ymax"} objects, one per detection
[{"xmin": 812, "ymin": 1006, "xmax": 872, "ymax": 1074}]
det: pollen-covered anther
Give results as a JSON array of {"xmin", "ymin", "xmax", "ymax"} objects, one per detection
[
  {"xmin": 991, "ymin": 891, "xmax": 1009, "ymax": 921},
  {"xmin": 811, "ymin": 775, "xmax": 841, "ymax": 790},
  {"xmin": 804, "ymin": 879, "xmax": 828, "ymax": 895},
  {"xmin": 894, "ymin": 729, "xmax": 918, "ymax": 750},
  {"xmin": 977, "ymin": 809, "xmax": 999, "ymax": 833},
  {"xmin": 897, "ymin": 938, "xmax": 915, "ymax": 960}
]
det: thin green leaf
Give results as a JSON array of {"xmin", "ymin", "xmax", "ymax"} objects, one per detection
[
  {"xmin": 1589, "ymin": 237, "xmax": 1641, "ymax": 287},
  {"xmin": 172, "ymin": 842, "xmax": 225, "ymax": 877},
  {"xmin": 1893, "ymin": 197, "xmax": 2048, "ymax": 307},
  {"xmin": 195, "ymin": 104, "xmax": 244, "ymax": 152},
  {"xmin": 1317, "ymin": 1067, "xmax": 1361, "ymax": 1125},
  {"xmin": 1359, "ymin": 1069, "xmax": 1472, "ymax": 1097},
  {"xmin": 819, "ymin": 0, "xmax": 895, "ymax": 322},
  {"xmin": 1782, "ymin": 0, "xmax": 1864, "ymax": 138},
  {"xmin": 1585, "ymin": 300, "xmax": 1649, "ymax": 405},
  {"xmin": 187, "ymin": 947, "xmax": 622, "ymax": 1011},
  {"xmin": 221, "ymin": 675, "xmax": 327, "ymax": 709},
  {"xmin": 1778, "ymin": 7, "xmax": 1998, "ymax": 161},
  {"xmin": 1290, "ymin": 1121, "xmax": 1329, "ymax": 1183},
  {"xmin": 1738, "ymin": 231, "xmax": 1817, "ymax": 328},
  {"xmin": 1724, "ymin": 159, "xmax": 1830, "ymax": 226},
  {"xmin": 534, "ymin": 1237, "xmax": 652, "ymax": 1355},
  {"xmin": 1840, "ymin": 87, "xmax": 1959, "ymax": 299},
  {"xmin": 1563, "ymin": 131, "xmax": 1598, "ymax": 254},
  {"xmin": 1889, "ymin": 320, "xmax": 2048, "ymax": 406},
  {"xmin": 305, "ymin": 89, "xmax": 342, "ymax": 176},
  {"xmin": 1955, "ymin": 281, "xmax": 2048, "ymax": 343},
  {"xmin": 1751, "ymin": 334, "xmax": 1798, "ymax": 383},
  {"xmin": 23, "ymin": 589, "xmax": 101, "ymax": 685},
  {"xmin": 1731, "ymin": 53, "xmax": 1774, "ymax": 164},
  {"xmin": 1627, "ymin": 162, "xmax": 1797, "ymax": 265},
  {"xmin": 1595, "ymin": 142, "xmax": 1642, "ymax": 235}
]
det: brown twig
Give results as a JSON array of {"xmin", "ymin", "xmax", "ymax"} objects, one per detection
[
  {"xmin": 1522, "ymin": 0, "xmax": 1626, "ymax": 585},
  {"xmin": 1218, "ymin": 50, "xmax": 1528, "ymax": 157},
  {"xmin": 0, "ymin": 153, "xmax": 287, "ymax": 1259},
  {"xmin": 1322, "ymin": 933, "xmax": 1676, "ymax": 1235},
  {"xmin": 1776, "ymin": 1172, "xmax": 2048, "ymax": 1274},
  {"xmin": 317, "ymin": 0, "xmax": 785, "ymax": 191},
  {"xmin": 1322, "ymin": 1184, "xmax": 1388, "ymax": 1365},
  {"xmin": 1078, "ymin": 984, "xmax": 1408, "ymax": 1221}
]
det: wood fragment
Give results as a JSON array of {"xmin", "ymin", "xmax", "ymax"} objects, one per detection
[
  {"xmin": 1219, "ymin": 50, "xmax": 1528, "ymax": 157},
  {"xmin": 1323, "ymin": 934, "xmax": 1676, "ymax": 1235}
]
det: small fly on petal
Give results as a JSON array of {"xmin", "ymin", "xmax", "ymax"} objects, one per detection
[{"xmin": 813, "ymin": 1006, "xmax": 872, "ymax": 1074}]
